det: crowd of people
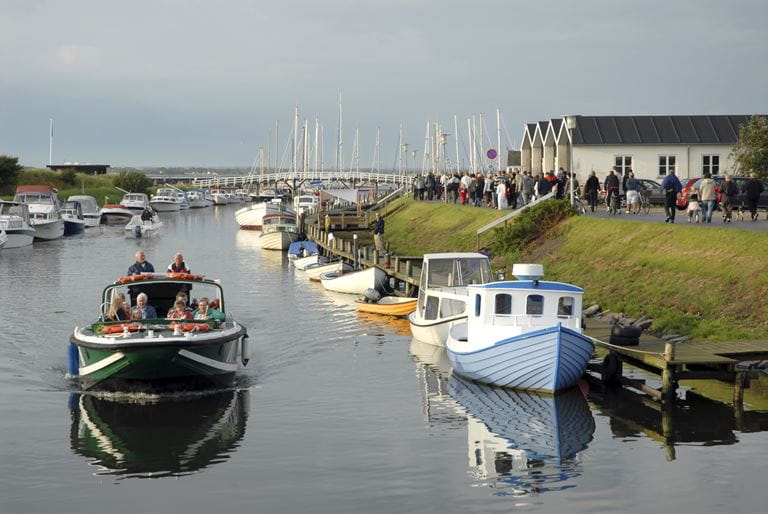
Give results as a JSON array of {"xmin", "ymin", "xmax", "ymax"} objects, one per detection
[{"xmin": 105, "ymin": 250, "xmax": 224, "ymax": 323}]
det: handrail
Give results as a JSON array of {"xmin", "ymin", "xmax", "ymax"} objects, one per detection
[
  {"xmin": 186, "ymin": 171, "xmax": 414, "ymax": 189},
  {"xmin": 476, "ymin": 191, "xmax": 555, "ymax": 235}
]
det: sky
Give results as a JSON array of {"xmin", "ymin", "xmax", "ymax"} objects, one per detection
[{"xmin": 1, "ymin": 0, "xmax": 767, "ymax": 168}]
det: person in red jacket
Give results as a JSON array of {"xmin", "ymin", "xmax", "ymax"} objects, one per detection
[{"xmin": 167, "ymin": 252, "xmax": 190, "ymax": 273}]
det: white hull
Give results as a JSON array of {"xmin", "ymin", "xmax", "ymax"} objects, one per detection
[
  {"xmin": 2, "ymin": 228, "xmax": 35, "ymax": 248},
  {"xmin": 150, "ymin": 201, "xmax": 181, "ymax": 212},
  {"xmin": 100, "ymin": 206, "xmax": 134, "ymax": 225},
  {"xmin": 31, "ymin": 219, "xmax": 64, "ymax": 240},
  {"xmin": 188, "ymin": 198, "xmax": 209, "ymax": 208},
  {"xmin": 320, "ymin": 267, "xmax": 387, "ymax": 295},
  {"xmin": 235, "ymin": 203, "xmax": 295, "ymax": 230},
  {"xmin": 305, "ymin": 261, "xmax": 352, "ymax": 281},
  {"xmin": 259, "ymin": 230, "xmax": 300, "ymax": 250},
  {"xmin": 83, "ymin": 214, "xmax": 102, "ymax": 228},
  {"xmin": 408, "ymin": 312, "xmax": 466, "ymax": 347},
  {"xmin": 293, "ymin": 254, "xmax": 327, "ymax": 270}
]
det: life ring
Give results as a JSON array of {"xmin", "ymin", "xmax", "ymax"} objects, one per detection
[
  {"xmin": 101, "ymin": 322, "xmax": 142, "ymax": 335},
  {"xmin": 169, "ymin": 322, "xmax": 209, "ymax": 332},
  {"xmin": 116, "ymin": 273, "xmax": 154, "ymax": 284},
  {"xmin": 166, "ymin": 273, "xmax": 205, "ymax": 281}
]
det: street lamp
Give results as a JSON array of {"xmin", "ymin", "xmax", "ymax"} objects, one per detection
[{"xmin": 565, "ymin": 115, "xmax": 577, "ymax": 206}]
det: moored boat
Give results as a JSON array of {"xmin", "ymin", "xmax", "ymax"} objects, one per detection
[
  {"xmin": 355, "ymin": 296, "xmax": 417, "ymax": 317},
  {"xmin": 14, "ymin": 185, "xmax": 65, "ymax": 241},
  {"xmin": 287, "ymin": 240, "xmax": 319, "ymax": 260},
  {"xmin": 61, "ymin": 200, "xmax": 86, "ymax": 236},
  {"xmin": 186, "ymin": 189, "xmax": 211, "ymax": 208},
  {"xmin": 0, "ymin": 201, "xmax": 35, "ymax": 248},
  {"xmin": 305, "ymin": 260, "xmax": 353, "ymax": 281},
  {"xmin": 293, "ymin": 254, "xmax": 328, "ymax": 270},
  {"xmin": 150, "ymin": 188, "xmax": 182, "ymax": 212},
  {"xmin": 235, "ymin": 199, "xmax": 295, "ymax": 230},
  {"xmin": 319, "ymin": 266, "xmax": 387, "ymax": 295},
  {"xmin": 67, "ymin": 195, "xmax": 102, "ymax": 227},
  {"xmin": 0, "ymin": 229, "xmax": 6, "ymax": 250},
  {"xmin": 119, "ymin": 192, "xmax": 151, "ymax": 212},
  {"xmin": 445, "ymin": 264, "xmax": 594, "ymax": 393},
  {"xmin": 408, "ymin": 252, "xmax": 492, "ymax": 347},
  {"xmin": 69, "ymin": 273, "xmax": 249, "ymax": 392},
  {"xmin": 258, "ymin": 212, "xmax": 300, "ymax": 250},
  {"xmin": 100, "ymin": 204, "xmax": 135, "ymax": 225}
]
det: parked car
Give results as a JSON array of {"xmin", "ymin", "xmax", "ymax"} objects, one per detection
[
  {"xmin": 676, "ymin": 176, "xmax": 768, "ymax": 210},
  {"xmin": 636, "ymin": 179, "xmax": 665, "ymax": 205}
]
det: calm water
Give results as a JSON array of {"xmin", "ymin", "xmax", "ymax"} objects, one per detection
[{"xmin": 1, "ymin": 205, "xmax": 767, "ymax": 514}]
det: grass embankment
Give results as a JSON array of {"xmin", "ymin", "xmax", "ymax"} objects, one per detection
[{"xmin": 380, "ymin": 198, "xmax": 508, "ymax": 255}]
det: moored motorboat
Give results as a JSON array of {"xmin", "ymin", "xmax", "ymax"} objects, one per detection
[
  {"xmin": 235, "ymin": 199, "xmax": 295, "ymax": 230},
  {"xmin": 0, "ymin": 229, "xmax": 6, "ymax": 250},
  {"xmin": 67, "ymin": 195, "xmax": 102, "ymax": 227},
  {"xmin": 61, "ymin": 200, "xmax": 86, "ymax": 236},
  {"xmin": 211, "ymin": 190, "xmax": 229, "ymax": 205},
  {"xmin": 100, "ymin": 204, "xmax": 135, "ymax": 225},
  {"xmin": 293, "ymin": 254, "xmax": 328, "ymax": 270},
  {"xmin": 408, "ymin": 252, "xmax": 492, "ymax": 347},
  {"xmin": 119, "ymin": 192, "xmax": 151, "ymax": 212},
  {"xmin": 258, "ymin": 212, "xmax": 300, "ymax": 250},
  {"xmin": 150, "ymin": 188, "xmax": 182, "ymax": 212},
  {"xmin": 176, "ymin": 190, "xmax": 190, "ymax": 210},
  {"xmin": 305, "ymin": 260, "xmax": 353, "ymax": 281},
  {"xmin": 319, "ymin": 266, "xmax": 387, "ymax": 295},
  {"xmin": 14, "ymin": 185, "xmax": 65, "ymax": 241},
  {"xmin": 124, "ymin": 212, "xmax": 163, "ymax": 238},
  {"xmin": 69, "ymin": 273, "xmax": 249, "ymax": 392},
  {"xmin": 445, "ymin": 264, "xmax": 594, "ymax": 393},
  {"xmin": 355, "ymin": 296, "xmax": 417, "ymax": 317},
  {"xmin": 186, "ymin": 189, "xmax": 211, "ymax": 208},
  {"xmin": 287, "ymin": 240, "xmax": 319, "ymax": 260},
  {"xmin": 0, "ymin": 201, "xmax": 35, "ymax": 248}
]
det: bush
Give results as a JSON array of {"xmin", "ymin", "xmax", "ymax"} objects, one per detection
[
  {"xmin": 60, "ymin": 168, "xmax": 77, "ymax": 186},
  {"xmin": 113, "ymin": 172, "xmax": 153, "ymax": 194},
  {"xmin": 0, "ymin": 156, "xmax": 24, "ymax": 195},
  {"xmin": 491, "ymin": 199, "xmax": 577, "ymax": 258}
]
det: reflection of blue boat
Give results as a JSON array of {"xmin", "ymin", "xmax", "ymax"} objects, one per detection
[
  {"xmin": 448, "ymin": 375, "xmax": 594, "ymax": 495},
  {"xmin": 287, "ymin": 240, "xmax": 318, "ymax": 259}
]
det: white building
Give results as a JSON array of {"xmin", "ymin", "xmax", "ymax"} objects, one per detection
[{"xmin": 520, "ymin": 115, "xmax": 759, "ymax": 182}]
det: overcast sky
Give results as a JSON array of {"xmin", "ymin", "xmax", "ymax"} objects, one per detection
[{"xmin": 1, "ymin": 0, "xmax": 766, "ymax": 168}]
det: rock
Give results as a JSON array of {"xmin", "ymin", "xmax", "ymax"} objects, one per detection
[
  {"xmin": 671, "ymin": 335, "xmax": 691, "ymax": 343},
  {"xmin": 583, "ymin": 304, "xmax": 601, "ymax": 317}
]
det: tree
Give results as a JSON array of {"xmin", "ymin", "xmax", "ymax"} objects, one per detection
[
  {"xmin": 731, "ymin": 115, "xmax": 768, "ymax": 178},
  {"xmin": 60, "ymin": 168, "xmax": 77, "ymax": 186},
  {"xmin": 113, "ymin": 172, "xmax": 153, "ymax": 194},
  {"xmin": 0, "ymin": 155, "xmax": 23, "ymax": 195}
]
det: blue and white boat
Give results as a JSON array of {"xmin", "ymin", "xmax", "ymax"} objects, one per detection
[
  {"xmin": 61, "ymin": 200, "xmax": 86, "ymax": 236},
  {"xmin": 287, "ymin": 240, "xmax": 319, "ymax": 259},
  {"xmin": 446, "ymin": 264, "xmax": 594, "ymax": 393}
]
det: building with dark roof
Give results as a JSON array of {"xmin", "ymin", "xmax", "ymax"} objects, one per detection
[
  {"xmin": 47, "ymin": 163, "xmax": 110, "ymax": 175},
  {"xmin": 520, "ymin": 115, "xmax": 762, "ymax": 181}
]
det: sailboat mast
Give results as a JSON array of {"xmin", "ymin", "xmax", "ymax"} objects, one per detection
[
  {"xmin": 303, "ymin": 119, "xmax": 309, "ymax": 178},
  {"xmin": 314, "ymin": 116, "xmax": 319, "ymax": 174},
  {"xmin": 467, "ymin": 118, "xmax": 474, "ymax": 174},
  {"xmin": 336, "ymin": 91, "xmax": 343, "ymax": 172},
  {"xmin": 496, "ymin": 108, "xmax": 502, "ymax": 172},
  {"xmin": 48, "ymin": 118, "xmax": 53, "ymax": 166},
  {"xmin": 275, "ymin": 120, "xmax": 279, "ymax": 172},
  {"xmin": 454, "ymin": 115, "xmax": 460, "ymax": 174},
  {"xmin": 292, "ymin": 106, "xmax": 299, "ymax": 175}
]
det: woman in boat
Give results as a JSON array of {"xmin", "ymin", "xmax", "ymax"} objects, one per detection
[
  {"xmin": 106, "ymin": 293, "xmax": 129, "ymax": 321},
  {"xmin": 167, "ymin": 300, "xmax": 193, "ymax": 320},
  {"xmin": 193, "ymin": 297, "xmax": 225, "ymax": 321},
  {"xmin": 167, "ymin": 252, "xmax": 190, "ymax": 273}
]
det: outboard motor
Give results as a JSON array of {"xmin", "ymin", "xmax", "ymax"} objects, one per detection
[
  {"xmin": 133, "ymin": 225, "xmax": 142, "ymax": 238},
  {"xmin": 363, "ymin": 288, "xmax": 381, "ymax": 303}
]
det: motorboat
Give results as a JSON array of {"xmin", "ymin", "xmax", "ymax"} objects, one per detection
[
  {"xmin": 124, "ymin": 211, "xmax": 163, "ymax": 238},
  {"xmin": 186, "ymin": 189, "xmax": 212, "ymax": 208},
  {"xmin": 60, "ymin": 200, "xmax": 86, "ymax": 236},
  {"xmin": 149, "ymin": 188, "xmax": 182, "ymax": 212},
  {"xmin": 69, "ymin": 273, "xmax": 249, "ymax": 392},
  {"xmin": 119, "ymin": 192, "xmax": 151, "ymax": 212},
  {"xmin": 408, "ymin": 252, "xmax": 492, "ymax": 347},
  {"xmin": 319, "ymin": 266, "xmax": 387, "ymax": 295},
  {"xmin": 305, "ymin": 260, "xmax": 353, "ymax": 281},
  {"xmin": 355, "ymin": 296, "xmax": 417, "ymax": 317},
  {"xmin": 287, "ymin": 240, "xmax": 319, "ymax": 260},
  {"xmin": 293, "ymin": 254, "xmax": 328, "ymax": 270},
  {"xmin": 0, "ymin": 201, "xmax": 35, "ymax": 248},
  {"xmin": 293, "ymin": 193, "xmax": 318, "ymax": 216},
  {"xmin": 69, "ymin": 389, "xmax": 249, "ymax": 477},
  {"xmin": 100, "ymin": 203, "xmax": 135, "ymax": 225},
  {"xmin": 0, "ymin": 229, "xmax": 6, "ymax": 250},
  {"xmin": 211, "ymin": 190, "xmax": 229, "ymax": 205},
  {"xmin": 176, "ymin": 190, "xmax": 190, "ymax": 210},
  {"xmin": 14, "ymin": 185, "xmax": 64, "ymax": 240},
  {"xmin": 235, "ymin": 199, "xmax": 295, "ymax": 230},
  {"xmin": 234, "ymin": 189, "xmax": 250, "ymax": 203},
  {"xmin": 258, "ymin": 212, "xmax": 300, "ymax": 250},
  {"xmin": 445, "ymin": 264, "xmax": 594, "ymax": 393},
  {"xmin": 67, "ymin": 195, "xmax": 102, "ymax": 227}
]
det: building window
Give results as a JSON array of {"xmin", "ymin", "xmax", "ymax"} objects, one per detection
[
  {"xmin": 526, "ymin": 294, "xmax": 544, "ymax": 316},
  {"xmin": 557, "ymin": 297, "xmax": 574, "ymax": 317},
  {"xmin": 615, "ymin": 156, "xmax": 632, "ymax": 175},
  {"xmin": 659, "ymin": 155, "xmax": 676, "ymax": 176},
  {"xmin": 494, "ymin": 294, "xmax": 512, "ymax": 315},
  {"xmin": 703, "ymin": 155, "xmax": 720, "ymax": 175}
]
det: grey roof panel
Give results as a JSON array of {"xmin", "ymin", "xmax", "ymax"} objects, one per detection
[
  {"xmin": 614, "ymin": 117, "xmax": 642, "ymax": 144},
  {"xmin": 633, "ymin": 117, "xmax": 660, "ymax": 143},
  {"xmin": 691, "ymin": 116, "xmax": 718, "ymax": 142},
  {"xmin": 596, "ymin": 117, "xmax": 620, "ymax": 143}
]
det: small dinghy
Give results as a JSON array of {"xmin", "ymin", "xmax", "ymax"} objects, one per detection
[
  {"xmin": 293, "ymin": 254, "xmax": 328, "ymax": 270},
  {"xmin": 355, "ymin": 295, "xmax": 417, "ymax": 317},
  {"xmin": 124, "ymin": 212, "xmax": 163, "ymax": 238},
  {"xmin": 287, "ymin": 240, "xmax": 319, "ymax": 260},
  {"xmin": 445, "ymin": 264, "xmax": 594, "ymax": 393},
  {"xmin": 320, "ymin": 266, "xmax": 387, "ymax": 295},
  {"xmin": 305, "ymin": 260, "xmax": 352, "ymax": 281}
]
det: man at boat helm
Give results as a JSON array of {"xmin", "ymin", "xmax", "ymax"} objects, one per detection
[
  {"xmin": 128, "ymin": 250, "xmax": 155, "ymax": 275},
  {"xmin": 373, "ymin": 212, "xmax": 385, "ymax": 253}
]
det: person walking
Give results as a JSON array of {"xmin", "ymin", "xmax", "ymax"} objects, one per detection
[
  {"xmin": 659, "ymin": 168, "xmax": 682, "ymax": 223},
  {"xmin": 744, "ymin": 172, "xmax": 764, "ymax": 221},
  {"xmin": 721, "ymin": 175, "xmax": 739, "ymax": 222},
  {"xmin": 698, "ymin": 172, "xmax": 717, "ymax": 223},
  {"xmin": 625, "ymin": 171, "xmax": 641, "ymax": 214},
  {"xmin": 584, "ymin": 171, "xmax": 600, "ymax": 212},
  {"xmin": 521, "ymin": 171, "xmax": 534, "ymax": 206},
  {"xmin": 496, "ymin": 179, "xmax": 508, "ymax": 210},
  {"xmin": 604, "ymin": 169, "xmax": 620, "ymax": 214},
  {"xmin": 373, "ymin": 212, "xmax": 386, "ymax": 252}
]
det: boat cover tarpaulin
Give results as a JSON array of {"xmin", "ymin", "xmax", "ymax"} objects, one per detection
[{"xmin": 288, "ymin": 241, "xmax": 319, "ymax": 257}]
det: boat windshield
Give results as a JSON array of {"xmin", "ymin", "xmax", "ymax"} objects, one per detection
[
  {"xmin": 0, "ymin": 202, "xmax": 29, "ymax": 218},
  {"xmin": 427, "ymin": 258, "xmax": 491, "ymax": 288},
  {"xmin": 104, "ymin": 280, "xmax": 225, "ymax": 319},
  {"xmin": 14, "ymin": 193, "xmax": 53, "ymax": 204}
]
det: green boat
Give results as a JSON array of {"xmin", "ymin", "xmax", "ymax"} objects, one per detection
[{"xmin": 70, "ymin": 273, "xmax": 249, "ymax": 392}]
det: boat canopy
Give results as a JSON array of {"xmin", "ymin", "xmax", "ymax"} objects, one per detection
[
  {"xmin": 68, "ymin": 195, "xmax": 99, "ymax": 213},
  {"xmin": 288, "ymin": 240, "xmax": 319, "ymax": 258}
]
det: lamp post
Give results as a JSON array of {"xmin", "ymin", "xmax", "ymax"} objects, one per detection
[{"xmin": 565, "ymin": 115, "xmax": 577, "ymax": 206}]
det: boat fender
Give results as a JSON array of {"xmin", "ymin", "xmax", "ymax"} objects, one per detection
[
  {"xmin": 241, "ymin": 333, "xmax": 250, "ymax": 366},
  {"xmin": 601, "ymin": 353, "xmax": 623, "ymax": 385},
  {"xmin": 67, "ymin": 343, "xmax": 79, "ymax": 377},
  {"xmin": 611, "ymin": 325, "xmax": 643, "ymax": 338}
]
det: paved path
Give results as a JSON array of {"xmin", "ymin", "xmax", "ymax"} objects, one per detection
[{"xmin": 585, "ymin": 206, "xmax": 768, "ymax": 232}]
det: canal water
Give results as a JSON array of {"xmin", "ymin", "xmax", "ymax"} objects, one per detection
[{"xmin": 1, "ymin": 205, "xmax": 767, "ymax": 514}]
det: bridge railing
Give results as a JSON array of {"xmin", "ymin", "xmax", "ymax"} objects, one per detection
[{"xmin": 187, "ymin": 171, "xmax": 413, "ymax": 189}]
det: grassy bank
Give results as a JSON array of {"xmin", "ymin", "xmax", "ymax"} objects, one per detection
[{"xmin": 383, "ymin": 199, "xmax": 768, "ymax": 340}]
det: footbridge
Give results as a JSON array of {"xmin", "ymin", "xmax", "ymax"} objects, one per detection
[{"xmin": 187, "ymin": 170, "xmax": 412, "ymax": 190}]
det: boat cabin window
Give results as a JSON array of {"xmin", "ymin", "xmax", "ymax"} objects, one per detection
[
  {"xmin": 427, "ymin": 259, "xmax": 457, "ymax": 287},
  {"xmin": 526, "ymin": 294, "xmax": 544, "ymax": 316},
  {"xmin": 474, "ymin": 294, "xmax": 481, "ymax": 317},
  {"xmin": 440, "ymin": 298, "xmax": 465, "ymax": 318},
  {"xmin": 424, "ymin": 295, "xmax": 439, "ymax": 320},
  {"xmin": 426, "ymin": 258, "xmax": 491, "ymax": 288},
  {"xmin": 494, "ymin": 294, "xmax": 512, "ymax": 315},
  {"xmin": 457, "ymin": 258, "xmax": 491, "ymax": 285},
  {"xmin": 557, "ymin": 297, "xmax": 575, "ymax": 317}
]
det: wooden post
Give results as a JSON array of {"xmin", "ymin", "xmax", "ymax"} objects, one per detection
[
  {"xmin": 662, "ymin": 341, "xmax": 677, "ymax": 402},
  {"xmin": 373, "ymin": 249, "xmax": 379, "ymax": 266},
  {"xmin": 733, "ymin": 371, "xmax": 747, "ymax": 430},
  {"xmin": 353, "ymin": 234, "xmax": 359, "ymax": 270},
  {"xmin": 405, "ymin": 260, "xmax": 413, "ymax": 296},
  {"xmin": 394, "ymin": 256, "xmax": 400, "ymax": 274},
  {"xmin": 341, "ymin": 212, "xmax": 345, "ymax": 229},
  {"xmin": 661, "ymin": 403, "xmax": 676, "ymax": 462},
  {"xmin": 364, "ymin": 246, "xmax": 370, "ymax": 263}
]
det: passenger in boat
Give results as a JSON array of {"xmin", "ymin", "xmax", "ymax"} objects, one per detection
[
  {"xmin": 130, "ymin": 307, "xmax": 142, "ymax": 320},
  {"xmin": 106, "ymin": 293, "xmax": 129, "ymax": 321},
  {"xmin": 128, "ymin": 250, "xmax": 155, "ymax": 275},
  {"xmin": 141, "ymin": 207, "xmax": 153, "ymax": 222},
  {"xmin": 167, "ymin": 300, "xmax": 193, "ymax": 320},
  {"xmin": 135, "ymin": 292, "xmax": 158, "ymax": 319},
  {"xmin": 174, "ymin": 291, "xmax": 193, "ymax": 311},
  {"xmin": 193, "ymin": 297, "xmax": 225, "ymax": 321},
  {"xmin": 167, "ymin": 252, "xmax": 190, "ymax": 273}
]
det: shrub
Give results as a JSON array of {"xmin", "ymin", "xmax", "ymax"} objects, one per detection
[
  {"xmin": 113, "ymin": 172, "xmax": 153, "ymax": 194},
  {"xmin": 491, "ymin": 199, "xmax": 576, "ymax": 257},
  {"xmin": 60, "ymin": 168, "xmax": 77, "ymax": 186},
  {"xmin": 0, "ymin": 156, "xmax": 24, "ymax": 194}
]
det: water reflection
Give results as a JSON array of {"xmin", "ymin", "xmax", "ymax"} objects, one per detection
[
  {"xmin": 69, "ymin": 389, "xmax": 249, "ymax": 478},
  {"xmin": 409, "ymin": 340, "xmax": 595, "ymax": 496}
]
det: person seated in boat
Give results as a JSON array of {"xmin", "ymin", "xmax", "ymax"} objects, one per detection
[
  {"xmin": 106, "ymin": 293, "xmax": 129, "ymax": 321},
  {"xmin": 167, "ymin": 252, "xmax": 190, "ymax": 273},
  {"xmin": 128, "ymin": 250, "xmax": 155, "ymax": 275},
  {"xmin": 140, "ymin": 207, "xmax": 153, "ymax": 222},
  {"xmin": 174, "ymin": 291, "xmax": 193, "ymax": 312},
  {"xmin": 135, "ymin": 292, "xmax": 158, "ymax": 319},
  {"xmin": 130, "ymin": 306, "xmax": 143, "ymax": 320},
  {"xmin": 167, "ymin": 299, "xmax": 193, "ymax": 320},
  {"xmin": 192, "ymin": 297, "xmax": 225, "ymax": 321}
]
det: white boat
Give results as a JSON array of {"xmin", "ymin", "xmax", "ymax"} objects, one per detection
[
  {"xmin": 293, "ymin": 254, "xmax": 328, "ymax": 270},
  {"xmin": 100, "ymin": 203, "xmax": 135, "ymax": 225},
  {"xmin": 14, "ymin": 185, "xmax": 64, "ymax": 241},
  {"xmin": 235, "ymin": 199, "xmax": 295, "ymax": 230},
  {"xmin": 293, "ymin": 193, "xmax": 318, "ymax": 216},
  {"xmin": 258, "ymin": 213, "xmax": 300, "ymax": 250},
  {"xmin": 0, "ymin": 201, "xmax": 35, "ymax": 248},
  {"xmin": 61, "ymin": 201, "xmax": 86, "ymax": 236},
  {"xmin": 408, "ymin": 253, "xmax": 492, "ymax": 347},
  {"xmin": 176, "ymin": 191, "xmax": 190, "ymax": 210},
  {"xmin": 119, "ymin": 193, "xmax": 151, "ymax": 212},
  {"xmin": 305, "ymin": 260, "xmax": 353, "ymax": 281},
  {"xmin": 445, "ymin": 264, "xmax": 594, "ymax": 393},
  {"xmin": 186, "ymin": 189, "xmax": 211, "ymax": 208},
  {"xmin": 124, "ymin": 212, "xmax": 163, "ymax": 238},
  {"xmin": 319, "ymin": 266, "xmax": 387, "ymax": 295},
  {"xmin": 149, "ymin": 188, "xmax": 182, "ymax": 212},
  {"xmin": 67, "ymin": 195, "xmax": 102, "ymax": 227},
  {"xmin": 235, "ymin": 189, "xmax": 250, "ymax": 203},
  {"xmin": 211, "ymin": 190, "xmax": 229, "ymax": 205}
]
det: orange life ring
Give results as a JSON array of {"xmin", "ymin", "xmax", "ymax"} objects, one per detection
[
  {"xmin": 166, "ymin": 273, "xmax": 205, "ymax": 281},
  {"xmin": 168, "ymin": 322, "xmax": 209, "ymax": 332},
  {"xmin": 101, "ymin": 322, "xmax": 142, "ymax": 335}
]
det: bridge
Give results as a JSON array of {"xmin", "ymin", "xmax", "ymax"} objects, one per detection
[{"xmin": 168, "ymin": 170, "xmax": 413, "ymax": 189}]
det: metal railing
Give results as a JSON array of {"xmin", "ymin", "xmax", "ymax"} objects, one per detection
[{"xmin": 190, "ymin": 171, "xmax": 413, "ymax": 189}]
